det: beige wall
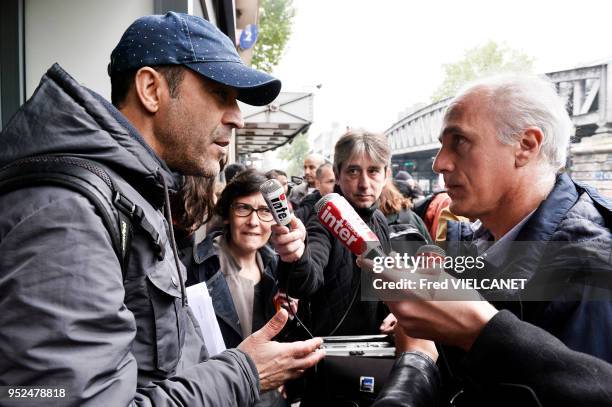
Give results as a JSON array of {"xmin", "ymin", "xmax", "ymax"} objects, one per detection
[{"xmin": 25, "ymin": 0, "xmax": 154, "ymax": 99}]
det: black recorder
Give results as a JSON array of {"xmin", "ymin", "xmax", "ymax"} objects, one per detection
[{"xmin": 306, "ymin": 335, "xmax": 396, "ymax": 406}]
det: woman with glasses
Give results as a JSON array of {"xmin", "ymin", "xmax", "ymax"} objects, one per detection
[
  {"xmin": 184, "ymin": 169, "xmax": 298, "ymax": 406},
  {"xmin": 186, "ymin": 169, "xmax": 273, "ymax": 342}
]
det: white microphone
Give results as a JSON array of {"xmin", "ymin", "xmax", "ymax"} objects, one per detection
[
  {"xmin": 260, "ymin": 179, "xmax": 292, "ymax": 227},
  {"xmin": 314, "ymin": 193, "xmax": 385, "ymax": 260}
]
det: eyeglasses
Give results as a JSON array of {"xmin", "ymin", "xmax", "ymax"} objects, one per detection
[{"xmin": 231, "ymin": 203, "xmax": 274, "ymax": 221}]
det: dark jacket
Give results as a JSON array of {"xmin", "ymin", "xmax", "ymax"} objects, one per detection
[
  {"xmin": 185, "ymin": 232, "xmax": 286, "ymax": 407},
  {"xmin": 446, "ymin": 173, "xmax": 612, "ymax": 363},
  {"xmin": 374, "ymin": 310, "xmax": 612, "ymax": 407},
  {"xmin": 0, "ymin": 64, "xmax": 260, "ymax": 405},
  {"xmin": 441, "ymin": 173, "xmax": 612, "ymax": 405},
  {"xmin": 286, "ymin": 187, "xmax": 391, "ymax": 336},
  {"xmin": 293, "ymin": 189, "xmax": 321, "ymax": 224},
  {"xmin": 288, "ymin": 181, "xmax": 311, "ymax": 207},
  {"xmin": 186, "ymin": 232, "xmax": 279, "ymax": 349},
  {"xmin": 386, "ymin": 207, "xmax": 433, "ymax": 246}
]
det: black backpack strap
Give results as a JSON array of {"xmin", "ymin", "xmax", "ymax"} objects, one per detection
[
  {"xmin": 0, "ymin": 155, "xmax": 164, "ymax": 280},
  {"xmin": 113, "ymin": 190, "xmax": 165, "ymax": 261}
]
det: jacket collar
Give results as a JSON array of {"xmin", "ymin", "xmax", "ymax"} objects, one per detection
[
  {"xmin": 300, "ymin": 189, "xmax": 322, "ymax": 207},
  {"xmin": 514, "ymin": 173, "xmax": 578, "ymax": 242},
  {"xmin": 195, "ymin": 229, "xmax": 222, "ymax": 264},
  {"xmin": 448, "ymin": 173, "xmax": 579, "ymax": 244}
]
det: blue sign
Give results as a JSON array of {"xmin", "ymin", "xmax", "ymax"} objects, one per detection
[{"xmin": 240, "ymin": 24, "xmax": 259, "ymax": 50}]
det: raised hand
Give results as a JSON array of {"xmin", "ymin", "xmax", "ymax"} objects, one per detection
[{"xmin": 238, "ymin": 309, "xmax": 325, "ymax": 391}]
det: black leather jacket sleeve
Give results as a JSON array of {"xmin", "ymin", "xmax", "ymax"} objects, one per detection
[
  {"xmin": 463, "ymin": 310, "xmax": 612, "ymax": 406},
  {"xmin": 372, "ymin": 351, "xmax": 440, "ymax": 407}
]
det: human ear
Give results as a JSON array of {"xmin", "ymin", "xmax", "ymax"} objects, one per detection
[
  {"xmin": 515, "ymin": 127, "xmax": 543, "ymax": 168},
  {"xmin": 133, "ymin": 67, "xmax": 164, "ymax": 114}
]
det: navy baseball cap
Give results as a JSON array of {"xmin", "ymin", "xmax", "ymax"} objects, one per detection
[{"xmin": 108, "ymin": 12, "xmax": 281, "ymax": 106}]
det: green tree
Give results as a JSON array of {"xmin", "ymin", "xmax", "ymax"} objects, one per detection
[
  {"xmin": 251, "ymin": 0, "xmax": 295, "ymax": 73},
  {"xmin": 431, "ymin": 41, "xmax": 534, "ymax": 102},
  {"xmin": 277, "ymin": 132, "xmax": 309, "ymax": 177}
]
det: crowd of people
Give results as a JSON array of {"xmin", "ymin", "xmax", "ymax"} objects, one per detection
[{"xmin": 0, "ymin": 11, "xmax": 611, "ymax": 407}]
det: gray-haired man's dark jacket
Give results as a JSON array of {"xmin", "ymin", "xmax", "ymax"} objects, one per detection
[{"xmin": 0, "ymin": 64, "xmax": 260, "ymax": 406}]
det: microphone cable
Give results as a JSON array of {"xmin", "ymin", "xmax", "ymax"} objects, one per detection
[{"xmin": 282, "ymin": 264, "xmax": 315, "ymax": 340}]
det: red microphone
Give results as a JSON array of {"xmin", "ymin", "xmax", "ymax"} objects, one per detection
[{"xmin": 315, "ymin": 193, "xmax": 385, "ymax": 260}]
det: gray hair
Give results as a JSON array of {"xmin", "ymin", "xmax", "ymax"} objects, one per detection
[
  {"xmin": 333, "ymin": 129, "xmax": 390, "ymax": 174},
  {"xmin": 315, "ymin": 162, "xmax": 333, "ymax": 179},
  {"xmin": 450, "ymin": 74, "xmax": 574, "ymax": 172},
  {"xmin": 304, "ymin": 153, "xmax": 326, "ymax": 166}
]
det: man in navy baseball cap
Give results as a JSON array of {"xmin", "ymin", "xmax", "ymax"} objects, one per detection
[
  {"xmin": 106, "ymin": 11, "xmax": 316, "ymax": 404},
  {"xmin": 108, "ymin": 12, "xmax": 284, "ymax": 178},
  {"xmin": 0, "ymin": 11, "xmax": 319, "ymax": 406}
]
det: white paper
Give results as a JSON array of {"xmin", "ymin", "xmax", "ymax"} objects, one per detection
[{"xmin": 186, "ymin": 282, "xmax": 226, "ymax": 356}]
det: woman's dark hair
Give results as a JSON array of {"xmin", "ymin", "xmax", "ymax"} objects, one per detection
[
  {"xmin": 224, "ymin": 162, "xmax": 247, "ymax": 183},
  {"xmin": 215, "ymin": 169, "xmax": 268, "ymax": 220},
  {"xmin": 171, "ymin": 175, "xmax": 216, "ymax": 234}
]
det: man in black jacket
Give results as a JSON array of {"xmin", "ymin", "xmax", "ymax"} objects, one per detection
[
  {"xmin": 434, "ymin": 74, "xmax": 612, "ymax": 363},
  {"xmin": 281, "ymin": 130, "xmax": 393, "ymax": 336}
]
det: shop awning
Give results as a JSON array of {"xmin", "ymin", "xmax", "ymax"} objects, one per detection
[{"xmin": 236, "ymin": 92, "xmax": 313, "ymax": 155}]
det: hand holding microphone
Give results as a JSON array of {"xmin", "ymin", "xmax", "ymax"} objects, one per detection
[
  {"xmin": 261, "ymin": 179, "xmax": 306, "ymax": 324},
  {"xmin": 261, "ymin": 179, "xmax": 306, "ymax": 263},
  {"xmin": 357, "ymin": 243, "xmax": 494, "ymax": 350}
]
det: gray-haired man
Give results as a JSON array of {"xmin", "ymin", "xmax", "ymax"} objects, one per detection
[{"xmin": 377, "ymin": 74, "xmax": 612, "ymax": 406}]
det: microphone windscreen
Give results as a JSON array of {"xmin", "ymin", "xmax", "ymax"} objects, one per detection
[
  {"xmin": 315, "ymin": 193, "xmax": 382, "ymax": 257},
  {"xmin": 260, "ymin": 179, "xmax": 292, "ymax": 226},
  {"xmin": 260, "ymin": 178, "xmax": 283, "ymax": 194}
]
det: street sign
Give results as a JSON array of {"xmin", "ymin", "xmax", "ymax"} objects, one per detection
[{"xmin": 239, "ymin": 24, "xmax": 259, "ymax": 50}]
